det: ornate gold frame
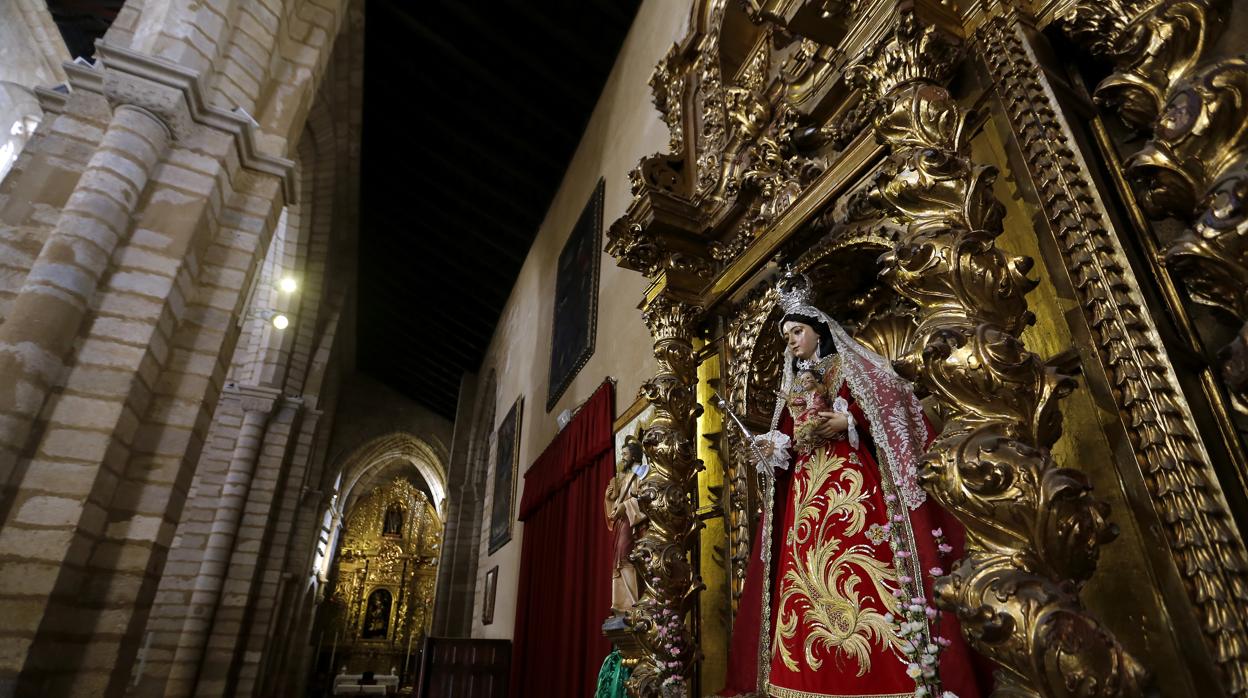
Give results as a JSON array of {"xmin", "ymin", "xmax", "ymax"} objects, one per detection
[{"xmin": 604, "ymin": 0, "xmax": 1248, "ymax": 696}]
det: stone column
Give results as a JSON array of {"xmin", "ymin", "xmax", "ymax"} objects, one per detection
[
  {"xmin": 0, "ymin": 103, "xmax": 171, "ymax": 490},
  {"xmin": 165, "ymin": 388, "xmax": 276, "ymax": 696}
]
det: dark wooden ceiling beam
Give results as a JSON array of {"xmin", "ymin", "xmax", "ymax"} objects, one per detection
[
  {"xmin": 408, "ymin": 204, "xmax": 531, "ymax": 267},
  {"xmin": 357, "ymin": 288, "xmax": 498, "ymax": 348},
  {"xmin": 365, "ymin": 173, "xmax": 538, "ymax": 251},
  {"xmin": 377, "ymin": 4, "xmax": 579, "ymax": 142},
  {"xmin": 517, "ymin": 11, "xmax": 608, "ymax": 69},
  {"xmin": 366, "ymin": 358, "xmax": 465, "ymax": 392},
  {"xmin": 370, "ymin": 367, "xmax": 464, "ymax": 406},
  {"xmin": 357, "ymin": 300, "xmax": 495, "ymax": 350},
  {"xmin": 360, "ymin": 209, "xmax": 525, "ymax": 269},
  {"xmin": 358, "ymin": 225, "xmax": 517, "ymax": 303},
  {"xmin": 387, "ymin": 69, "xmax": 568, "ymax": 173},
  {"xmin": 435, "ymin": 2, "xmax": 591, "ymax": 107},
  {"xmin": 379, "ymin": 144, "xmax": 542, "ymax": 228},
  {"xmin": 373, "ymin": 112, "xmax": 554, "ymax": 203},
  {"xmin": 359, "ymin": 1, "xmax": 640, "ymax": 418},
  {"xmin": 361, "ymin": 369, "xmax": 458, "ymax": 415}
]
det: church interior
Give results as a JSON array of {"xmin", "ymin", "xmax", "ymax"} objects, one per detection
[{"xmin": 2, "ymin": 1, "xmax": 1248, "ymax": 697}]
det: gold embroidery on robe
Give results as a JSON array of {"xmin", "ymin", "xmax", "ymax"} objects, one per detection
[{"xmin": 772, "ymin": 447, "xmax": 902, "ymax": 675}]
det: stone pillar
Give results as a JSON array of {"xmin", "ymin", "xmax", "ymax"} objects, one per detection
[
  {"xmin": 0, "ymin": 102, "xmax": 172, "ymax": 697},
  {"xmin": 165, "ymin": 388, "xmax": 276, "ymax": 696},
  {"xmin": 0, "ymin": 103, "xmax": 172, "ymax": 490}
]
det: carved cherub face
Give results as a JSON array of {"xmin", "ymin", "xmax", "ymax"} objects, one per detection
[{"xmin": 783, "ymin": 320, "xmax": 819, "ymax": 361}]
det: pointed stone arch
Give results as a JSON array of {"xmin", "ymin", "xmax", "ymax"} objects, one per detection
[{"xmin": 335, "ymin": 431, "xmax": 448, "ymax": 518}]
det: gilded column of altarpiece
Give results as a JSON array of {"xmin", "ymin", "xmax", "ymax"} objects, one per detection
[{"xmin": 607, "ymin": 0, "xmax": 1248, "ymax": 696}]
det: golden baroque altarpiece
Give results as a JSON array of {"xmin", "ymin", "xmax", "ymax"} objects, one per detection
[
  {"xmin": 604, "ymin": 0, "xmax": 1248, "ymax": 696},
  {"xmin": 327, "ymin": 479, "xmax": 441, "ymax": 669}
]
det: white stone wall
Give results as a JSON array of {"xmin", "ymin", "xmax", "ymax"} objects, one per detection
[{"xmin": 464, "ymin": 0, "xmax": 692, "ymax": 641}]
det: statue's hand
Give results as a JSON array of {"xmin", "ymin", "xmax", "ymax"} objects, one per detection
[
  {"xmin": 752, "ymin": 431, "xmax": 792, "ymax": 474},
  {"xmin": 814, "ymin": 411, "xmax": 849, "ymax": 438},
  {"xmin": 749, "ymin": 438, "xmax": 775, "ymax": 466}
]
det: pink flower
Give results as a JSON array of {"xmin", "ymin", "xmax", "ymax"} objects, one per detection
[
  {"xmin": 938, "ymin": 543, "xmax": 954, "ymax": 555},
  {"xmin": 931, "ymin": 528, "xmax": 943, "ymax": 538},
  {"xmin": 885, "ymin": 493, "xmax": 898, "ymax": 503},
  {"xmin": 892, "ymin": 514, "xmax": 904, "ymax": 523},
  {"xmin": 899, "ymin": 575, "xmax": 913, "ymax": 584},
  {"xmin": 895, "ymin": 550, "xmax": 911, "ymax": 559},
  {"xmin": 929, "ymin": 566, "xmax": 944, "ymax": 576},
  {"xmin": 925, "ymin": 606, "xmax": 938, "ymax": 619},
  {"xmin": 936, "ymin": 636, "xmax": 952, "ymax": 647}
]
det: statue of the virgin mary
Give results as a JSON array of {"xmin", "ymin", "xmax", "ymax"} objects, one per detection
[{"xmin": 721, "ymin": 273, "xmax": 985, "ymax": 698}]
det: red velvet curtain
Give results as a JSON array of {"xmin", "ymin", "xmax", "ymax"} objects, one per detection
[{"xmin": 510, "ymin": 382, "xmax": 615, "ymax": 698}]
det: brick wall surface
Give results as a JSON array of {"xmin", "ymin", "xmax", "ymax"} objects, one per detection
[{"xmin": 0, "ymin": 1, "xmax": 371, "ymax": 696}]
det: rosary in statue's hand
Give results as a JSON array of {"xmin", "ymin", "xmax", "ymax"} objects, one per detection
[{"xmin": 813, "ymin": 411, "xmax": 850, "ymax": 439}]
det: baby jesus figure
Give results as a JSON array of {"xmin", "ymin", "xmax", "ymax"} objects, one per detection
[{"xmin": 793, "ymin": 369, "xmax": 829, "ymax": 421}]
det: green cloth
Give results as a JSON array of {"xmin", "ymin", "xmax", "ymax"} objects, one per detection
[{"xmin": 594, "ymin": 648, "xmax": 630, "ymax": 698}]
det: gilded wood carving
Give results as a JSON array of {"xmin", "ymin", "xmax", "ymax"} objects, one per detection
[
  {"xmin": 836, "ymin": 10, "xmax": 1146, "ymax": 695},
  {"xmin": 330, "ymin": 478, "xmax": 441, "ymax": 651},
  {"xmin": 602, "ymin": 0, "xmax": 1248, "ymax": 695},
  {"xmin": 1060, "ymin": 1, "xmax": 1248, "ymax": 409},
  {"xmin": 981, "ymin": 11, "xmax": 1248, "ymax": 695}
]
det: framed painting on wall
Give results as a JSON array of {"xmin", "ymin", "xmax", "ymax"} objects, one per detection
[
  {"xmin": 482, "ymin": 566, "xmax": 499, "ymax": 625},
  {"xmin": 547, "ymin": 178, "xmax": 604, "ymax": 412},
  {"xmin": 488, "ymin": 396, "xmax": 523, "ymax": 554}
]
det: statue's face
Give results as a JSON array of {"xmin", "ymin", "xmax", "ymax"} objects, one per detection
[
  {"xmin": 783, "ymin": 320, "xmax": 819, "ymax": 360},
  {"xmin": 619, "ymin": 444, "xmax": 639, "ymax": 470}
]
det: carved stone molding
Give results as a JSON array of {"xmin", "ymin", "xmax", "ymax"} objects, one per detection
[
  {"xmin": 841, "ymin": 10, "xmax": 1148, "ymax": 695},
  {"xmin": 981, "ymin": 13, "xmax": 1248, "ymax": 694},
  {"xmin": 59, "ymin": 42, "xmax": 297, "ymax": 203},
  {"xmin": 228, "ymin": 383, "xmax": 282, "ymax": 416},
  {"xmin": 623, "ymin": 293, "xmax": 705, "ymax": 696}
]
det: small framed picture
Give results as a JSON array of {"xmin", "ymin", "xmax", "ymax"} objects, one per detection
[{"xmin": 483, "ymin": 566, "xmax": 499, "ymax": 626}]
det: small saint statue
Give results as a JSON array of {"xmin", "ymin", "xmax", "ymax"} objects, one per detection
[
  {"xmin": 382, "ymin": 505, "xmax": 403, "ymax": 537},
  {"xmin": 604, "ymin": 434, "xmax": 648, "ymax": 615}
]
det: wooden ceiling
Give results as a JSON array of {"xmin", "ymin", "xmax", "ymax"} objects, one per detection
[{"xmin": 358, "ymin": 0, "xmax": 641, "ymax": 417}]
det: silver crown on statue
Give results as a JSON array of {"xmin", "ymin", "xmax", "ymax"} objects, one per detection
[{"xmin": 777, "ymin": 268, "xmax": 816, "ymax": 315}]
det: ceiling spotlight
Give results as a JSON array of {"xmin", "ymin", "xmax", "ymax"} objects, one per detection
[
  {"xmin": 279, "ymin": 277, "xmax": 298, "ymax": 293},
  {"xmin": 272, "ymin": 314, "xmax": 290, "ymax": 330}
]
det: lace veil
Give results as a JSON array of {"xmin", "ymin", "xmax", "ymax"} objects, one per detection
[{"xmin": 770, "ymin": 296, "xmax": 929, "ymax": 510}]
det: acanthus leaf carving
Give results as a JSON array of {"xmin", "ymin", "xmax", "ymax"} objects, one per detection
[
  {"xmin": 625, "ymin": 293, "xmax": 705, "ymax": 696},
  {"xmin": 844, "ymin": 9, "xmax": 1148, "ymax": 696},
  {"xmin": 1060, "ymin": 0, "xmax": 1226, "ymax": 131},
  {"xmin": 989, "ymin": 13, "xmax": 1248, "ymax": 696}
]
